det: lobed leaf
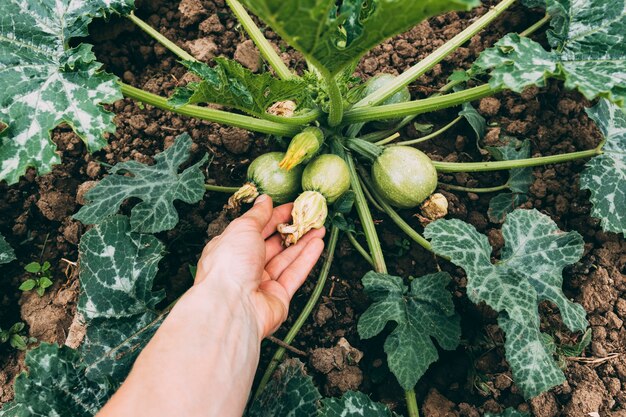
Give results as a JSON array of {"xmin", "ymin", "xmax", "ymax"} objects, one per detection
[
  {"xmin": 74, "ymin": 134, "xmax": 208, "ymax": 233},
  {"xmin": 0, "ymin": 0, "xmax": 133, "ymax": 184},
  {"xmin": 425, "ymin": 209, "xmax": 588, "ymax": 398},
  {"xmin": 474, "ymin": 0, "xmax": 626, "ymax": 107},
  {"xmin": 1, "ymin": 216, "xmax": 167, "ymax": 415},
  {"xmin": 320, "ymin": 391, "xmax": 400, "ymax": 417},
  {"xmin": 579, "ymin": 99, "xmax": 626, "ymax": 235},
  {"xmin": 238, "ymin": 0, "xmax": 479, "ymax": 76},
  {"xmin": 0, "ymin": 233, "xmax": 15, "ymax": 264},
  {"xmin": 170, "ymin": 59, "xmax": 310, "ymax": 117},
  {"xmin": 485, "ymin": 408, "xmax": 530, "ymax": 417},
  {"xmin": 357, "ymin": 271, "xmax": 460, "ymax": 390}
]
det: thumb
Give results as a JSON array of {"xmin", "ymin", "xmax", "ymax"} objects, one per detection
[{"xmin": 239, "ymin": 194, "xmax": 273, "ymax": 231}]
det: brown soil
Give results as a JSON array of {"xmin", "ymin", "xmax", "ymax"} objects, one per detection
[{"xmin": 1, "ymin": 0, "xmax": 624, "ymax": 416}]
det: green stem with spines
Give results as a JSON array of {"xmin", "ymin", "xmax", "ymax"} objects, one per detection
[
  {"xmin": 119, "ymin": 82, "xmax": 300, "ymax": 136},
  {"xmin": 390, "ymin": 116, "xmax": 462, "ymax": 147},
  {"xmin": 128, "ymin": 12, "xmax": 196, "ymax": 61},
  {"xmin": 253, "ymin": 226, "xmax": 340, "ymax": 399},
  {"xmin": 346, "ymin": 138, "xmax": 384, "ymax": 163},
  {"xmin": 225, "ymin": 0, "xmax": 295, "ymax": 80},
  {"xmin": 351, "ymin": 0, "xmax": 516, "ymax": 109},
  {"xmin": 325, "ymin": 72, "xmax": 345, "ymax": 127},
  {"xmin": 433, "ymin": 148, "xmax": 601, "ymax": 173},
  {"xmin": 204, "ymin": 184, "xmax": 240, "ymax": 193},
  {"xmin": 439, "ymin": 183, "xmax": 508, "ymax": 193},
  {"xmin": 346, "ymin": 232, "xmax": 375, "ymax": 268},
  {"xmin": 344, "ymin": 84, "xmax": 498, "ymax": 124}
]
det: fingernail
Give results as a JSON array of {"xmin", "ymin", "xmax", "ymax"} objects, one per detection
[{"xmin": 254, "ymin": 194, "xmax": 269, "ymax": 205}]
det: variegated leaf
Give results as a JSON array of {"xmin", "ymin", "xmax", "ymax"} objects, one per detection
[
  {"xmin": 320, "ymin": 391, "xmax": 400, "ymax": 417},
  {"xmin": 580, "ymin": 99, "xmax": 626, "ymax": 235},
  {"xmin": 357, "ymin": 271, "xmax": 460, "ymax": 390},
  {"xmin": 74, "ymin": 134, "xmax": 208, "ymax": 233},
  {"xmin": 0, "ymin": 0, "xmax": 133, "ymax": 184},
  {"xmin": 0, "ymin": 233, "xmax": 15, "ymax": 264},
  {"xmin": 425, "ymin": 209, "xmax": 588, "ymax": 398}
]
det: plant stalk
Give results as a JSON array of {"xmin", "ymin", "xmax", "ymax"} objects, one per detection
[
  {"xmin": 346, "ymin": 232, "xmax": 375, "ymax": 268},
  {"xmin": 119, "ymin": 82, "xmax": 300, "ymax": 136},
  {"xmin": 225, "ymin": 0, "xmax": 295, "ymax": 80},
  {"xmin": 204, "ymin": 184, "xmax": 240, "ymax": 193},
  {"xmin": 405, "ymin": 389, "xmax": 419, "ymax": 417},
  {"xmin": 326, "ymin": 73, "xmax": 345, "ymax": 127},
  {"xmin": 128, "ymin": 12, "xmax": 196, "ymax": 62},
  {"xmin": 344, "ymin": 85, "xmax": 497, "ymax": 124},
  {"xmin": 352, "ymin": 0, "xmax": 516, "ymax": 109},
  {"xmin": 360, "ymin": 115, "xmax": 418, "ymax": 142},
  {"xmin": 439, "ymin": 183, "xmax": 508, "ymax": 193},
  {"xmin": 253, "ymin": 226, "xmax": 340, "ymax": 399},
  {"xmin": 433, "ymin": 148, "xmax": 601, "ymax": 173},
  {"xmin": 391, "ymin": 116, "xmax": 462, "ymax": 146},
  {"xmin": 519, "ymin": 14, "xmax": 551, "ymax": 37}
]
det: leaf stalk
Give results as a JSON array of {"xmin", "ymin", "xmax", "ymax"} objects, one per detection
[{"xmin": 128, "ymin": 12, "xmax": 196, "ymax": 62}]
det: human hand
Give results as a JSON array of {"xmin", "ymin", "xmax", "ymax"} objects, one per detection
[{"xmin": 194, "ymin": 194, "xmax": 325, "ymax": 339}]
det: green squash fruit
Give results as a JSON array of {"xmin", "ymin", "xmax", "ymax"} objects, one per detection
[
  {"xmin": 372, "ymin": 146, "xmax": 437, "ymax": 209},
  {"xmin": 302, "ymin": 154, "xmax": 350, "ymax": 204},
  {"xmin": 362, "ymin": 74, "xmax": 411, "ymax": 128}
]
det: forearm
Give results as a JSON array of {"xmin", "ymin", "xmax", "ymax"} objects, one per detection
[{"xmin": 98, "ymin": 283, "xmax": 261, "ymax": 417}]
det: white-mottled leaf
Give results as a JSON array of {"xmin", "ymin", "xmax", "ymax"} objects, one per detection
[
  {"xmin": 74, "ymin": 134, "xmax": 208, "ymax": 233},
  {"xmin": 357, "ymin": 271, "xmax": 460, "ymax": 390},
  {"xmin": 320, "ymin": 391, "xmax": 400, "ymax": 417},
  {"xmin": 425, "ymin": 209, "xmax": 588, "ymax": 398},
  {"xmin": 0, "ymin": 233, "xmax": 15, "ymax": 264},
  {"xmin": 0, "ymin": 0, "xmax": 133, "ymax": 184},
  {"xmin": 485, "ymin": 408, "xmax": 530, "ymax": 417},
  {"xmin": 1, "ymin": 216, "xmax": 167, "ymax": 415},
  {"xmin": 474, "ymin": 0, "xmax": 626, "ymax": 107},
  {"xmin": 580, "ymin": 99, "xmax": 626, "ymax": 235}
]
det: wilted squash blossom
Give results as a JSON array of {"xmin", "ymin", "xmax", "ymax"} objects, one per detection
[
  {"xmin": 417, "ymin": 193, "xmax": 448, "ymax": 225},
  {"xmin": 267, "ymin": 100, "xmax": 297, "ymax": 117}
]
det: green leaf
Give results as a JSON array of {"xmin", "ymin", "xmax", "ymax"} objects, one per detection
[
  {"xmin": 239, "ymin": 0, "xmax": 479, "ymax": 76},
  {"xmin": 1, "ymin": 343, "xmax": 109, "ymax": 416},
  {"xmin": 39, "ymin": 277, "xmax": 54, "ymax": 289},
  {"xmin": 9, "ymin": 323, "xmax": 24, "ymax": 334},
  {"xmin": 357, "ymin": 271, "xmax": 460, "ymax": 390},
  {"xmin": 0, "ymin": 0, "xmax": 132, "ymax": 184},
  {"xmin": 485, "ymin": 408, "xmax": 530, "ymax": 417},
  {"xmin": 459, "ymin": 102, "xmax": 486, "ymax": 143},
  {"xmin": 74, "ymin": 134, "xmax": 208, "ymax": 233},
  {"xmin": 247, "ymin": 359, "xmax": 321, "ymax": 417},
  {"xmin": 170, "ymin": 59, "xmax": 309, "ymax": 117},
  {"xmin": 41, "ymin": 261, "xmax": 51, "ymax": 272},
  {"xmin": 0, "ymin": 233, "xmax": 15, "ymax": 264},
  {"xmin": 425, "ymin": 209, "xmax": 588, "ymax": 398},
  {"xmin": 579, "ymin": 99, "xmax": 626, "ymax": 235},
  {"xmin": 2, "ymin": 216, "xmax": 167, "ymax": 415},
  {"xmin": 9, "ymin": 335, "xmax": 27, "ymax": 351},
  {"xmin": 24, "ymin": 262, "xmax": 41, "ymax": 273},
  {"xmin": 487, "ymin": 138, "xmax": 533, "ymax": 223},
  {"xmin": 320, "ymin": 391, "xmax": 400, "ymax": 417},
  {"xmin": 19, "ymin": 279, "xmax": 37, "ymax": 292},
  {"xmin": 333, "ymin": 191, "xmax": 355, "ymax": 214},
  {"xmin": 474, "ymin": 0, "xmax": 626, "ymax": 107}
]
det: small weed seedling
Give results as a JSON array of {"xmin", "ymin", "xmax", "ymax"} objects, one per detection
[
  {"xmin": 0, "ymin": 323, "xmax": 36, "ymax": 351},
  {"xmin": 20, "ymin": 261, "xmax": 53, "ymax": 297}
]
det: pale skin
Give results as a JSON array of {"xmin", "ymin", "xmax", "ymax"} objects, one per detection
[{"xmin": 98, "ymin": 195, "xmax": 325, "ymax": 417}]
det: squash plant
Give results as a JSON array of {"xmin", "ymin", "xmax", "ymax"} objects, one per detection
[{"xmin": 0, "ymin": 0, "xmax": 625, "ymax": 415}]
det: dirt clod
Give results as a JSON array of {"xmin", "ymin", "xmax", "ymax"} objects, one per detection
[{"xmin": 234, "ymin": 40, "xmax": 261, "ymax": 72}]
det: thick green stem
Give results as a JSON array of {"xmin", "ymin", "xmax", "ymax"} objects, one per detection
[
  {"xmin": 352, "ymin": 0, "xmax": 516, "ymax": 109},
  {"xmin": 346, "ymin": 154, "xmax": 387, "ymax": 273},
  {"xmin": 119, "ymin": 82, "xmax": 300, "ymax": 136},
  {"xmin": 128, "ymin": 12, "xmax": 196, "ymax": 62},
  {"xmin": 326, "ymin": 73, "xmax": 345, "ymax": 127},
  {"xmin": 439, "ymin": 183, "xmax": 508, "ymax": 193},
  {"xmin": 254, "ymin": 227, "xmax": 340, "ymax": 399},
  {"xmin": 225, "ymin": 0, "xmax": 295, "ymax": 80},
  {"xmin": 359, "ymin": 169, "xmax": 433, "ymax": 253},
  {"xmin": 344, "ymin": 85, "xmax": 497, "ymax": 124},
  {"xmin": 433, "ymin": 148, "xmax": 601, "ymax": 173},
  {"xmin": 262, "ymin": 109, "xmax": 323, "ymax": 126},
  {"xmin": 405, "ymin": 389, "xmax": 419, "ymax": 417},
  {"xmin": 391, "ymin": 116, "xmax": 462, "ymax": 147},
  {"xmin": 346, "ymin": 232, "xmax": 375, "ymax": 268},
  {"xmin": 359, "ymin": 177, "xmax": 385, "ymax": 212},
  {"xmin": 204, "ymin": 184, "xmax": 240, "ymax": 193}
]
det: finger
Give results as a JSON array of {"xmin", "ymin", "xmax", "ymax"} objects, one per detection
[
  {"xmin": 277, "ymin": 238, "xmax": 325, "ymax": 299},
  {"xmin": 261, "ymin": 203, "xmax": 293, "ymax": 239},
  {"xmin": 237, "ymin": 194, "xmax": 273, "ymax": 231},
  {"xmin": 265, "ymin": 227, "xmax": 326, "ymax": 280},
  {"xmin": 264, "ymin": 234, "xmax": 285, "ymax": 263}
]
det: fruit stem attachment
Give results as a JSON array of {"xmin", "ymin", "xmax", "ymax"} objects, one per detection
[
  {"xmin": 351, "ymin": 0, "xmax": 516, "ymax": 109},
  {"xmin": 345, "ymin": 138, "xmax": 384, "ymax": 163},
  {"xmin": 204, "ymin": 184, "xmax": 240, "ymax": 193},
  {"xmin": 225, "ymin": 0, "xmax": 295, "ymax": 80},
  {"xmin": 128, "ymin": 12, "xmax": 196, "ymax": 62},
  {"xmin": 346, "ymin": 232, "xmax": 375, "ymax": 268},
  {"xmin": 344, "ymin": 84, "xmax": 498, "ymax": 124},
  {"xmin": 390, "ymin": 116, "xmax": 462, "ymax": 146},
  {"xmin": 119, "ymin": 82, "xmax": 300, "ymax": 136},
  {"xmin": 433, "ymin": 148, "xmax": 601, "ymax": 173},
  {"xmin": 228, "ymin": 182, "xmax": 259, "ymax": 208},
  {"xmin": 439, "ymin": 183, "xmax": 508, "ymax": 193},
  {"xmin": 253, "ymin": 226, "xmax": 340, "ymax": 399}
]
